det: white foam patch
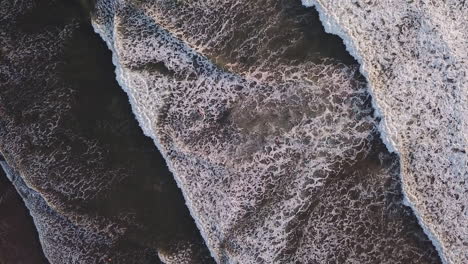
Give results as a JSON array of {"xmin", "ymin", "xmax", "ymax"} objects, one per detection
[
  {"xmin": 302, "ymin": 1, "xmax": 468, "ymax": 263},
  {"xmin": 92, "ymin": 0, "xmax": 446, "ymax": 262}
]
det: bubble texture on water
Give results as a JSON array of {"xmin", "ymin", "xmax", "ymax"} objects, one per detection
[
  {"xmin": 0, "ymin": 1, "xmax": 213, "ymax": 263},
  {"xmin": 302, "ymin": 1, "xmax": 468, "ymax": 263},
  {"xmin": 93, "ymin": 0, "xmax": 442, "ymax": 263}
]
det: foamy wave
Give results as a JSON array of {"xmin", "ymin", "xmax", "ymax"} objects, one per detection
[
  {"xmin": 93, "ymin": 0, "xmax": 443, "ymax": 262},
  {"xmin": 302, "ymin": 1, "xmax": 468, "ymax": 263}
]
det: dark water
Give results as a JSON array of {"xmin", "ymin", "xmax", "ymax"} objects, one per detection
[
  {"xmin": 0, "ymin": 0, "xmax": 213, "ymax": 262},
  {"xmin": 0, "ymin": 166, "xmax": 49, "ymax": 264},
  {"xmin": 0, "ymin": 0, "xmax": 441, "ymax": 263},
  {"xmin": 62, "ymin": 21, "xmax": 212, "ymax": 261}
]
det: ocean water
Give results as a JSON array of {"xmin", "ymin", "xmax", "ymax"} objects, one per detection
[
  {"xmin": 303, "ymin": 1, "xmax": 468, "ymax": 263},
  {"xmin": 1, "ymin": 0, "xmax": 462, "ymax": 263},
  {"xmin": 0, "ymin": 0, "xmax": 212, "ymax": 263},
  {"xmin": 93, "ymin": 0, "xmax": 443, "ymax": 263},
  {"xmin": 0, "ymin": 162, "xmax": 48, "ymax": 264}
]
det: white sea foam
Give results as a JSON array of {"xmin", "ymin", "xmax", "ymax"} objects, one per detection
[
  {"xmin": 92, "ymin": 0, "xmax": 446, "ymax": 262},
  {"xmin": 302, "ymin": 1, "xmax": 468, "ymax": 263}
]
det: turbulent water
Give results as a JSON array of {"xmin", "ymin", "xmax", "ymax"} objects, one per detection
[
  {"xmin": 0, "ymin": 0, "xmax": 465, "ymax": 263},
  {"xmin": 92, "ymin": 0, "xmax": 446, "ymax": 263},
  {"xmin": 0, "ymin": 1, "xmax": 212, "ymax": 263},
  {"xmin": 0, "ymin": 161, "xmax": 48, "ymax": 263},
  {"xmin": 302, "ymin": 1, "xmax": 468, "ymax": 263}
]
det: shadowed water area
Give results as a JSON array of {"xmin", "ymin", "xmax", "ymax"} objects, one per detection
[
  {"xmin": 0, "ymin": 162, "xmax": 49, "ymax": 264},
  {"xmin": 0, "ymin": 0, "xmax": 212, "ymax": 262},
  {"xmin": 0, "ymin": 0, "xmax": 442, "ymax": 263}
]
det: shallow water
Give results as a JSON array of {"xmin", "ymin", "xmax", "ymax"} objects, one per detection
[
  {"xmin": 0, "ymin": 165, "xmax": 49, "ymax": 264},
  {"xmin": 0, "ymin": 0, "xmax": 212, "ymax": 262},
  {"xmin": 304, "ymin": 1, "xmax": 468, "ymax": 263},
  {"xmin": 93, "ymin": 0, "xmax": 443, "ymax": 262},
  {"xmin": 0, "ymin": 0, "xmax": 451, "ymax": 263}
]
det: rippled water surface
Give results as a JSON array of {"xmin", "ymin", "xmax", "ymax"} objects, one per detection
[{"xmin": 0, "ymin": 0, "xmax": 447, "ymax": 263}]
